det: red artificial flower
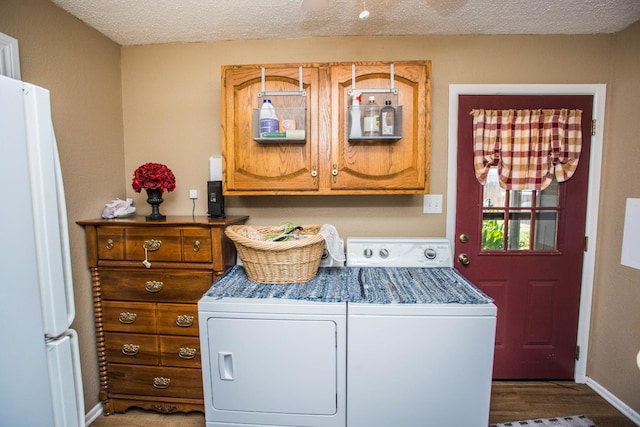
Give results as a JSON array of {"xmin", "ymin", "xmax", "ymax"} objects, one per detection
[{"xmin": 131, "ymin": 162, "xmax": 176, "ymax": 193}]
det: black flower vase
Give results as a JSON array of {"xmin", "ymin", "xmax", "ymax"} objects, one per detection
[{"xmin": 145, "ymin": 188, "xmax": 166, "ymax": 221}]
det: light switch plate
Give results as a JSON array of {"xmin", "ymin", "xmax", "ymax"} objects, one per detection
[{"xmin": 423, "ymin": 194, "xmax": 443, "ymax": 214}]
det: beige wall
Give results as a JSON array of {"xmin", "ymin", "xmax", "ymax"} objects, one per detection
[
  {"xmin": 0, "ymin": 0, "xmax": 124, "ymax": 413},
  {"xmin": 3, "ymin": 0, "xmax": 639, "ymax": 418},
  {"xmin": 121, "ymin": 35, "xmax": 612, "ymax": 237},
  {"xmin": 121, "ymin": 32, "xmax": 640, "ymax": 414},
  {"xmin": 588, "ymin": 21, "xmax": 640, "ymax": 412}
]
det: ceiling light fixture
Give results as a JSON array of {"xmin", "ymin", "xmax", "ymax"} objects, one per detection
[{"xmin": 359, "ymin": 0, "xmax": 370, "ymax": 20}]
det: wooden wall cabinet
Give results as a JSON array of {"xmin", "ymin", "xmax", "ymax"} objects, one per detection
[
  {"xmin": 221, "ymin": 60, "xmax": 431, "ymax": 195},
  {"xmin": 78, "ymin": 216, "xmax": 248, "ymax": 415}
]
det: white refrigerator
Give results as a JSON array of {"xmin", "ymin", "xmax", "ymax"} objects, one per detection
[{"xmin": 0, "ymin": 75, "xmax": 85, "ymax": 426}]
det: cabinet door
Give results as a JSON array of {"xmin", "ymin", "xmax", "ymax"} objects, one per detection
[
  {"xmin": 222, "ymin": 65, "xmax": 321, "ymax": 194},
  {"xmin": 330, "ymin": 61, "xmax": 431, "ymax": 193}
]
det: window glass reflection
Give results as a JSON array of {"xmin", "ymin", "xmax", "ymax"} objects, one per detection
[
  {"xmin": 534, "ymin": 211, "xmax": 558, "ymax": 250},
  {"xmin": 507, "ymin": 211, "xmax": 530, "ymax": 250},
  {"xmin": 510, "ymin": 190, "xmax": 532, "ymax": 208},
  {"xmin": 483, "ymin": 168, "xmax": 505, "ymax": 208},
  {"xmin": 537, "ymin": 178, "xmax": 560, "ymax": 207}
]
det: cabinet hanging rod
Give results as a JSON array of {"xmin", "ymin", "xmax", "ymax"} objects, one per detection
[
  {"xmin": 259, "ymin": 66, "xmax": 306, "ymax": 98},
  {"xmin": 349, "ymin": 63, "xmax": 397, "ymax": 95}
]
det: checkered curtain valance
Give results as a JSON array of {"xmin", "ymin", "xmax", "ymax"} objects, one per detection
[{"xmin": 471, "ymin": 109, "xmax": 583, "ymax": 190}]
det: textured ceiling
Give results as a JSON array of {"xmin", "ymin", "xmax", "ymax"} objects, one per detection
[{"xmin": 51, "ymin": 0, "xmax": 640, "ymax": 46}]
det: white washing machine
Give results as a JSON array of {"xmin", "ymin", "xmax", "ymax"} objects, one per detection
[
  {"xmin": 198, "ymin": 267, "xmax": 348, "ymax": 427},
  {"xmin": 198, "ymin": 238, "xmax": 496, "ymax": 427},
  {"xmin": 346, "ymin": 237, "xmax": 497, "ymax": 427}
]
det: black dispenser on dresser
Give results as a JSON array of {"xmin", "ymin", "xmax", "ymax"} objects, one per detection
[{"xmin": 207, "ymin": 180, "xmax": 225, "ymax": 218}]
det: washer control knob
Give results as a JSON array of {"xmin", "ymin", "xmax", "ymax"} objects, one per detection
[
  {"xmin": 364, "ymin": 248, "xmax": 373, "ymax": 258},
  {"xmin": 424, "ymin": 247, "xmax": 438, "ymax": 260},
  {"xmin": 379, "ymin": 249, "xmax": 389, "ymax": 259}
]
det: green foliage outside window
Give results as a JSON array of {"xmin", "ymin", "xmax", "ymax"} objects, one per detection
[
  {"xmin": 482, "ymin": 219, "xmax": 504, "ymax": 250},
  {"xmin": 482, "ymin": 219, "xmax": 531, "ymax": 250}
]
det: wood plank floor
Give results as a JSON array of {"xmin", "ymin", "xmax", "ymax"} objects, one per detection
[
  {"xmin": 89, "ymin": 381, "xmax": 636, "ymax": 426},
  {"xmin": 489, "ymin": 381, "xmax": 635, "ymax": 426}
]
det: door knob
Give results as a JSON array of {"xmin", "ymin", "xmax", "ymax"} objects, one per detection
[
  {"xmin": 458, "ymin": 253, "xmax": 470, "ymax": 266},
  {"xmin": 459, "ymin": 233, "xmax": 469, "ymax": 243}
]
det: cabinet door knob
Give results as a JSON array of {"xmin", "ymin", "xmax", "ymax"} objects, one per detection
[
  {"xmin": 153, "ymin": 377, "xmax": 171, "ymax": 389},
  {"xmin": 122, "ymin": 344, "xmax": 140, "ymax": 356},
  {"xmin": 175, "ymin": 315, "xmax": 194, "ymax": 327},
  {"xmin": 143, "ymin": 239, "xmax": 162, "ymax": 251},
  {"xmin": 118, "ymin": 312, "xmax": 137, "ymax": 324},
  {"xmin": 144, "ymin": 280, "xmax": 164, "ymax": 293},
  {"xmin": 178, "ymin": 347, "xmax": 197, "ymax": 359}
]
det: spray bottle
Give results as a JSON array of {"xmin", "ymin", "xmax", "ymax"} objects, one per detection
[{"xmin": 349, "ymin": 91, "xmax": 362, "ymax": 139}]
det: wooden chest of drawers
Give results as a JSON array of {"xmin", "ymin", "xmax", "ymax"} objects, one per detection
[{"xmin": 78, "ymin": 216, "xmax": 248, "ymax": 415}]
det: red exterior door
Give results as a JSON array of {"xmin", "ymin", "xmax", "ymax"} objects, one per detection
[{"xmin": 455, "ymin": 95, "xmax": 593, "ymax": 379}]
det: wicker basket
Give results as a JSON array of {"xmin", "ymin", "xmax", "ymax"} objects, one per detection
[{"xmin": 224, "ymin": 225, "xmax": 325, "ymax": 284}]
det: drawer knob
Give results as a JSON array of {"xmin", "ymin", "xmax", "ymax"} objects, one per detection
[
  {"xmin": 144, "ymin": 280, "xmax": 164, "ymax": 293},
  {"xmin": 175, "ymin": 315, "xmax": 194, "ymax": 327},
  {"xmin": 153, "ymin": 377, "xmax": 171, "ymax": 389},
  {"xmin": 106, "ymin": 239, "xmax": 114, "ymax": 250},
  {"xmin": 143, "ymin": 239, "xmax": 162, "ymax": 251},
  {"xmin": 178, "ymin": 347, "xmax": 197, "ymax": 359},
  {"xmin": 193, "ymin": 240, "xmax": 201, "ymax": 252},
  {"xmin": 118, "ymin": 312, "xmax": 137, "ymax": 324},
  {"xmin": 122, "ymin": 344, "xmax": 140, "ymax": 356}
]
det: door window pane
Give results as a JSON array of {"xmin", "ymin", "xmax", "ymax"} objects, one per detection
[
  {"xmin": 534, "ymin": 211, "xmax": 558, "ymax": 250},
  {"xmin": 482, "ymin": 211, "xmax": 505, "ymax": 250},
  {"xmin": 537, "ymin": 179, "xmax": 560, "ymax": 207},
  {"xmin": 507, "ymin": 211, "xmax": 531, "ymax": 250},
  {"xmin": 509, "ymin": 190, "xmax": 533, "ymax": 208},
  {"xmin": 483, "ymin": 168, "xmax": 505, "ymax": 207}
]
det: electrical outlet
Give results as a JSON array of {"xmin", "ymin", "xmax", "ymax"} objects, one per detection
[
  {"xmin": 423, "ymin": 194, "xmax": 443, "ymax": 214},
  {"xmin": 189, "ymin": 189, "xmax": 198, "ymax": 199}
]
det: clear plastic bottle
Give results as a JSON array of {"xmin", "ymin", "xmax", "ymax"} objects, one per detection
[
  {"xmin": 363, "ymin": 96, "xmax": 380, "ymax": 137},
  {"xmin": 381, "ymin": 100, "xmax": 396, "ymax": 136},
  {"xmin": 259, "ymin": 99, "xmax": 279, "ymax": 134}
]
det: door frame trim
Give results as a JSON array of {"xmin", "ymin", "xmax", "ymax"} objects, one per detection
[
  {"xmin": 446, "ymin": 84, "xmax": 606, "ymax": 382},
  {"xmin": 0, "ymin": 32, "xmax": 21, "ymax": 79}
]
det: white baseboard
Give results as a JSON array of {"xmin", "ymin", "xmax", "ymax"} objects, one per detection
[
  {"xmin": 586, "ymin": 377, "xmax": 640, "ymax": 425},
  {"xmin": 85, "ymin": 402, "xmax": 103, "ymax": 426}
]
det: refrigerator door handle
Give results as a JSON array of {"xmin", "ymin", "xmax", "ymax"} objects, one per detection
[
  {"xmin": 53, "ymin": 134, "xmax": 75, "ymax": 327},
  {"xmin": 23, "ymin": 85, "xmax": 76, "ymax": 337}
]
